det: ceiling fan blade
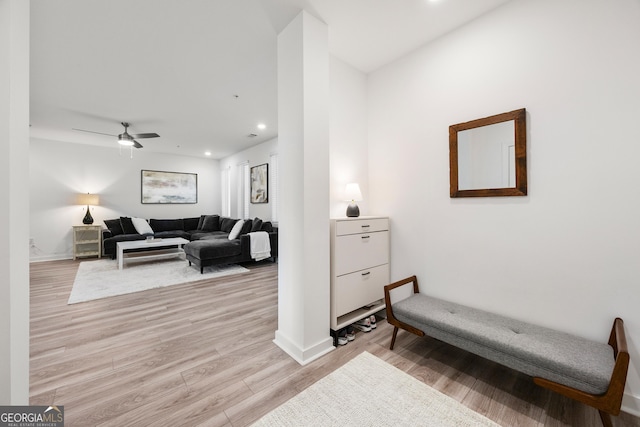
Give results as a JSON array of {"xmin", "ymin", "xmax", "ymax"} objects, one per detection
[
  {"xmin": 132, "ymin": 132, "xmax": 159, "ymax": 139},
  {"xmin": 72, "ymin": 128, "xmax": 117, "ymax": 137},
  {"xmin": 133, "ymin": 140, "xmax": 143, "ymax": 149}
]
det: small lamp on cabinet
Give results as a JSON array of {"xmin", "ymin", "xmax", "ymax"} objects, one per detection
[
  {"xmin": 344, "ymin": 183, "xmax": 362, "ymax": 218},
  {"xmin": 77, "ymin": 193, "xmax": 99, "ymax": 224}
]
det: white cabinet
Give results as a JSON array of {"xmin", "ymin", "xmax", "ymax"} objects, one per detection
[{"xmin": 330, "ymin": 216, "xmax": 389, "ymax": 331}]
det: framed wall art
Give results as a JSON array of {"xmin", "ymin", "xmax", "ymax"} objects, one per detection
[
  {"xmin": 250, "ymin": 163, "xmax": 268, "ymax": 204},
  {"xmin": 141, "ymin": 170, "xmax": 197, "ymax": 204}
]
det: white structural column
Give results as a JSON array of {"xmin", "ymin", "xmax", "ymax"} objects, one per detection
[
  {"xmin": 274, "ymin": 11, "xmax": 334, "ymax": 364},
  {"xmin": 0, "ymin": 0, "xmax": 30, "ymax": 404}
]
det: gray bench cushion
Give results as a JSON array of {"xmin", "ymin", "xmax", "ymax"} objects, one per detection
[{"xmin": 393, "ymin": 294, "xmax": 614, "ymax": 395}]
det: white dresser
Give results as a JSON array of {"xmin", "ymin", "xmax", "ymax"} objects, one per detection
[{"xmin": 330, "ymin": 216, "xmax": 389, "ymax": 331}]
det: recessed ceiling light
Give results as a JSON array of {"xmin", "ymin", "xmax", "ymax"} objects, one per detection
[
  {"xmin": 204, "ymin": 151, "xmax": 211, "ymax": 156},
  {"xmin": 257, "ymin": 123, "xmax": 266, "ymax": 130}
]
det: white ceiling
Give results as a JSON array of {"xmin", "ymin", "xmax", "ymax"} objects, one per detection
[{"xmin": 29, "ymin": 0, "xmax": 512, "ymax": 159}]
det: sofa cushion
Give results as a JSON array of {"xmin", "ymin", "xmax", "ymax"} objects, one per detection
[
  {"xmin": 251, "ymin": 218, "xmax": 263, "ymax": 232},
  {"xmin": 104, "ymin": 219, "xmax": 124, "ymax": 236},
  {"xmin": 194, "ymin": 232, "xmax": 229, "ymax": 240},
  {"xmin": 184, "ymin": 239, "xmax": 242, "ymax": 259},
  {"xmin": 132, "ymin": 217, "xmax": 154, "ymax": 235},
  {"xmin": 149, "ymin": 218, "xmax": 184, "ymax": 232},
  {"xmin": 154, "ymin": 230, "xmax": 190, "ymax": 239},
  {"xmin": 201, "ymin": 215, "xmax": 220, "ymax": 232},
  {"xmin": 183, "ymin": 217, "xmax": 200, "ymax": 231},
  {"xmin": 220, "ymin": 217, "xmax": 237, "ymax": 233},
  {"xmin": 120, "ymin": 217, "xmax": 137, "ymax": 234}
]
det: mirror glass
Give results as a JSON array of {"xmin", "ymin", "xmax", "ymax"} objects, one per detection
[
  {"xmin": 458, "ymin": 121, "xmax": 515, "ymax": 190},
  {"xmin": 449, "ymin": 108, "xmax": 527, "ymax": 198}
]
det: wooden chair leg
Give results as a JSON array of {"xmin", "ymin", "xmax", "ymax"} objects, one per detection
[
  {"xmin": 599, "ymin": 410, "xmax": 613, "ymax": 427},
  {"xmin": 390, "ymin": 326, "xmax": 399, "ymax": 350}
]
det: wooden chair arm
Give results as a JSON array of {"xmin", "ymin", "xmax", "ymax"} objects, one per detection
[
  {"xmin": 384, "ymin": 276, "xmax": 425, "ymax": 349},
  {"xmin": 384, "ymin": 275, "xmax": 420, "ymax": 294}
]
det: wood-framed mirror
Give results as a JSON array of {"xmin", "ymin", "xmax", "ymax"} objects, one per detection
[{"xmin": 449, "ymin": 108, "xmax": 527, "ymax": 198}]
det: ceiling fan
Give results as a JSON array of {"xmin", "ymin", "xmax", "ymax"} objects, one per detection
[{"xmin": 73, "ymin": 122, "xmax": 159, "ymax": 148}]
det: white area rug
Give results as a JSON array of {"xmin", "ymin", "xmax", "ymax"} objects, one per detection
[
  {"xmin": 252, "ymin": 351, "xmax": 500, "ymax": 427},
  {"xmin": 68, "ymin": 259, "xmax": 249, "ymax": 304}
]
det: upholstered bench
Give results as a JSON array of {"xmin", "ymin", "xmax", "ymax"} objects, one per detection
[{"xmin": 384, "ymin": 276, "xmax": 629, "ymax": 427}]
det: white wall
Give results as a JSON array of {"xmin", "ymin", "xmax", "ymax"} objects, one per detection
[
  {"xmin": 368, "ymin": 0, "xmax": 640, "ymax": 411},
  {"xmin": 219, "ymin": 137, "xmax": 278, "ymax": 221},
  {"xmin": 0, "ymin": 0, "xmax": 30, "ymax": 405},
  {"xmin": 329, "ymin": 56, "xmax": 369, "ymax": 218},
  {"xmin": 30, "ymin": 139, "xmax": 220, "ymax": 260}
]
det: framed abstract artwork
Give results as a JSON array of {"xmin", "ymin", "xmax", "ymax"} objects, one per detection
[
  {"xmin": 250, "ymin": 163, "xmax": 268, "ymax": 204},
  {"xmin": 141, "ymin": 170, "xmax": 197, "ymax": 204}
]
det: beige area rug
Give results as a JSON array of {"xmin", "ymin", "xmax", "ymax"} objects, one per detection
[
  {"xmin": 252, "ymin": 351, "xmax": 500, "ymax": 427},
  {"xmin": 68, "ymin": 258, "xmax": 249, "ymax": 304}
]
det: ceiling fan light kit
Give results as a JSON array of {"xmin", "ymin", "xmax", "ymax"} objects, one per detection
[
  {"xmin": 118, "ymin": 133, "xmax": 134, "ymax": 146},
  {"xmin": 74, "ymin": 121, "xmax": 159, "ymax": 151}
]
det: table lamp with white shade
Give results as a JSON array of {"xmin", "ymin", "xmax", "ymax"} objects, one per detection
[
  {"xmin": 345, "ymin": 183, "xmax": 362, "ymax": 218},
  {"xmin": 77, "ymin": 193, "xmax": 99, "ymax": 224}
]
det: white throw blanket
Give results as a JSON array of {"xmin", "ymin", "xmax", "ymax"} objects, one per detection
[{"xmin": 249, "ymin": 231, "xmax": 271, "ymax": 261}]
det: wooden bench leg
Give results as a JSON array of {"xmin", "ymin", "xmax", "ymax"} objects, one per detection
[
  {"xmin": 390, "ymin": 326, "xmax": 399, "ymax": 350},
  {"xmin": 599, "ymin": 410, "xmax": 613, "ymax": 427}
]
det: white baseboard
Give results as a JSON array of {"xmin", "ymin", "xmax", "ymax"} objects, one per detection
[
  {"xmin": 273, "ymin": 330, "xmax": 335, "ymax": 366},
  {"xmin": 622, "ymin": 392, "xmax": 640, "ymax": 417},
  {"xmin": 29, "ymin": 254, "xmax": 72, "ymax": 262}
]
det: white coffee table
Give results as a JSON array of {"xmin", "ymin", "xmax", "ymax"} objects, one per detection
[{"xmin": 117, "ymin": 237, "xmax": 189, "ymax": 270}]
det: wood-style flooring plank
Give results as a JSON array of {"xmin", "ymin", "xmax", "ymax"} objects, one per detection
[{"xmin": 30, "ymin": 259, "xmax": 640, "ymax": 427}]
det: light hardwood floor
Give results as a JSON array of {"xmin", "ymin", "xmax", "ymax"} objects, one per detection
[{"xmin": 30, "ymin": 259, "xmax": 639, "ymax": 427}]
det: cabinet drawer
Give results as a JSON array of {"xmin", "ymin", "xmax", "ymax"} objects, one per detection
[
  {"xmin": 334, "ymin": 231, "xmax": 388, "ymax": 276},
  {"xmin": 334, "ymin": 264, "xmax": 389, "ymax": 317},
  {"xmin": 335, "ymin": 218, "xmax": 388, "ymax": 236}
]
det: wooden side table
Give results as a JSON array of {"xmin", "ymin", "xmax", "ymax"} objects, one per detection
[{"xmin": 72, "ymin": 225, "xmax": 102, "ymax": 260}]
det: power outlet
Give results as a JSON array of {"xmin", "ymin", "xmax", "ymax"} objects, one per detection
[{"xmin": 29, "ymin": 237, "xmax": 35, "ymax": 247}]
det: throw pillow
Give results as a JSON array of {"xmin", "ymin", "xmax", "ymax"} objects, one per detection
[
  {"xmin": 103, "ymin": 219, "xmax": 124, "ymax": 236},
  {"xmin": 220, "ymin": 217, "xmax": 237, "ymax": 233},
  {"xmin": 228, "ymin": 220, "xmax": 245, "ymax": 240},
  {"xmin": 240, "ymin": 219, "xmax": 253, "ymax": 235},
  {"xmin": 131, "ymin": 217, "xmax": 154, "ymax": 235},
  {"xmin": 201, "ymin": 215, "xmax": 220, "ymax": 232},
  {"xmin": 197, "ymin": 215, "xmax": 206, "ymax": 230},
  {"xmin": 120, "ymin": 217, "xmax": 138, "ymax": 234},
  {"xmin": 261, "ymin": 221, "xmax": 274, "ymax": 232},
  {"xmin": 251, "ymin": 218, "xmax": 263, "ymax": 232}
]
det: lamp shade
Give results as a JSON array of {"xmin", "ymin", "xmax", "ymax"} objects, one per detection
[
  {"xmin": 77, "ymin": 193, "xmax": 99, "ymax": 206},
  {"xmin": 344, "ymin": 183, "xmax": 363, "ymax": 202}
]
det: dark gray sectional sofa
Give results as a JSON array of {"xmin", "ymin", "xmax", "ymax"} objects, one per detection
[{"xmin": 102, "ymin": 215, "xmax": 278, "ymax": 267}]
